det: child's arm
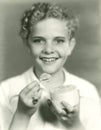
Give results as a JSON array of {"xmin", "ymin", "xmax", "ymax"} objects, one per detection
[
  {"xmin": 47, "ymin": 99, "xmax": 85, "ymax": 130},
  {"xmin": 9, "ymin": 81, "xmax": 42, "ymax": 130},
  {"xmin": 9, "ymin": 111, "xmax": 30, "ymax": 130}
]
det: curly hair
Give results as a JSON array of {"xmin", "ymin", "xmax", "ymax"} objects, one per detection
[{"xmin": 20, "ymin": 2, "xmax": 79, "ymax": 41}]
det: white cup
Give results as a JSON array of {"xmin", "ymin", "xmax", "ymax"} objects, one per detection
[{"xmin": 51, "ymin": 85, "xmax": 80, "ymax": 108}]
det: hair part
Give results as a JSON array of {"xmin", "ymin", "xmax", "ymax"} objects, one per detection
[{"xmin": 20, "ymin": 2, "xmax": 79, "ymax": 42}]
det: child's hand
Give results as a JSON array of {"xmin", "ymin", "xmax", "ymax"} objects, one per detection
[
  {"xmin": 60, "ymin": 101, "xmax": 80, "ymax": 126},
  {"xmin": 47, "ymin": 100, "xmax": 83, "ymax": 128},
  {"xmin": 16, "ymin": 81, "xmax": 42, "ymax": 117}
]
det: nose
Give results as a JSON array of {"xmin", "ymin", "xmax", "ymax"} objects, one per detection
[{"xmin": 42, "ymin": 42, "xmax": 54, "ymax": 54}]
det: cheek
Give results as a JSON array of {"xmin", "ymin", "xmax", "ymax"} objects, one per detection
[
  {"xmin": 58, "ymin": 46, "xmax": 71, "ymax": 57},
  {"xmin": 29, "ymin": 46, "xmax": 42, "ymax": 57}
]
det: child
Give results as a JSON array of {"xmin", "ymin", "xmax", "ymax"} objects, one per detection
[{"xmin": 0, "ymin": 2, "xmax": 101, "ymax": 130}]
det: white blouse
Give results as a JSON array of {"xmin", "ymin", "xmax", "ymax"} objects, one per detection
[{"xmin": 0, "ymin": 67, "xmax": 101, "ymax": 130}]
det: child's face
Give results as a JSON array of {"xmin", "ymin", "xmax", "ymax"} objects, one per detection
[{"xmin": 28, "ymin": 18, "xmax": 75, "ymax": 75}]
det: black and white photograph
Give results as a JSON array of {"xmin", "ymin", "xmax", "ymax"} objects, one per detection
[{"xmin": 0, "ymin": 0, "xmax": 101, "ymax": 130}]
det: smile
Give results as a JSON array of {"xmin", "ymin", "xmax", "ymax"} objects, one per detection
[{"xmin": 40, "ymin": 57, "xmax": 58, "ymax": 63}]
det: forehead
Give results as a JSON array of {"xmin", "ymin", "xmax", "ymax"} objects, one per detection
[{"xmin": 31, "ymin": 18, "xmax": 68, "ymax": 37}]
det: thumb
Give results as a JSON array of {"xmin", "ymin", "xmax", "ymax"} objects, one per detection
[{"xmin": 47, "ymin": 99, "xmax": 63, "ymax": 115}]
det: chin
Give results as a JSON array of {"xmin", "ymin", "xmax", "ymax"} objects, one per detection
[
  {"xmin": 35, "ymin": 60, "xmax": 64, "ymax": 75},
  {"xmin": 41, "ymin": 66, "xmax": 61, "ymax": 75}
]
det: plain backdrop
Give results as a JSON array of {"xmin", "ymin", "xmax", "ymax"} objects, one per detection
[{"xmin": 0, "ymin": 0, "xmax": 101, "ymax": 96}]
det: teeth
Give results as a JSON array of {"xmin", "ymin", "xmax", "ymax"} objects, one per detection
[{"xmin": 41, "ymin": 58, "xmax": 57, "ymax": 62}]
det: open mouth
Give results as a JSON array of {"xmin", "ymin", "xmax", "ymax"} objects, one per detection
[{"xmin": 40, "ymin": 57, "xmax": 59, "ymax": 63}]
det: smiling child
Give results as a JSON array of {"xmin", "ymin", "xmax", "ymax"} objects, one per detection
[{"xmin": 0, "ymin": 2, "xmax": 101, "ymax": 130}]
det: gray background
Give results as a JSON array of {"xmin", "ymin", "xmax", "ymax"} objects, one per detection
[{"xmin": 0, "ymin": 0, "xmax": 101, "ymax": 96}]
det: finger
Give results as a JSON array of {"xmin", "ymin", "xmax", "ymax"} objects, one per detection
[
  {"xmin": 20, "ymin": 82, "xmax": 40, "ymax": 100},
  {"xmin": 20, "ymin": 81, "xmax": 39, "ymax": 95},
  {"xmin": 27, "ymin": 86, "xmax": 42, "ymax": 99},
  {"xmin": 26, "ymin": 81, "xmax": 40, "ymax": 93},
  {"xmin": 47, "ymin": 100, "xmax": 63, "ymax": 116},
  {"xmin": 47, "ymin": 99, "xmax": 53, "ymax": 107},
  {"xmin": 60, "ymin": 113, "xmax": 73, "ymax": 120},
  {"xmin": 32, "ymin": 98, "xmax": 38, "ymax": 105},
  {"xmin": 47, "ymin": 100, "xmax": 58, "ymax": 114},
  {"xmin": 32, "ymin": 90, "xmax": 42, "ymax": 105},
  {"xmin": 35, "ymin": 89, "xmax": 42, "ymax": 99},
  {"xmin": 62, "ymin": 104, "xmax": 79, "ymax": 119},
  {"xmin": 60, "ymin": 111, "xmax": 76, "ymax": 122},
  {"xmin": 61, "ymin": 101, "xmax": 74, "ymax": 112},
  {"xmin": 73, "ymin": 105, "xmax": 79, "ymax": 112}
]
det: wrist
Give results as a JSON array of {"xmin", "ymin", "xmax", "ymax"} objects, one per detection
[
  {"xmin": 9, "ymin": 111, "xmax": 31, "ymax": 130},
  {"xmin": 74, "ymin": 120, "xmax": 85, "ymax": 130},
  {"xmin": 15, "ymin": 109, "xmax": 31, "ymax": 120},
  {"xmin": 16, "ymin": 103, "xmax": 37, "ymax": 117},
  {"xmin": 60, "ymin": 117, "xmax": 85, "ymax": 130}
]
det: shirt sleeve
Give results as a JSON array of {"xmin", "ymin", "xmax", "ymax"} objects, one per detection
[
  {"xmin": 0, "ymin": 82, "xmax": 13, "ymax": 130},
  {"xmin": 80, "ymin": 89, "xmax": 101, "ymax": 130}
]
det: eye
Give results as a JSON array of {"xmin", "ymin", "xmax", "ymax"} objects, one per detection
[
  {"xmin": 33, "ymin": 39, "xmax": 43, "ymax": 43},
  {"xmin": 54, "ymin": 38, "xmax": 65, "ymax": 44},
  {"xmin": 31, "ymin": 37, "xmax": 45, "ymax": 45}
]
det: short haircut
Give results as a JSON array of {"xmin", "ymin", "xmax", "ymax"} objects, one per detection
[{"xmin": 20, "ymin": 2, "xmax": 79, "ymax": 41}]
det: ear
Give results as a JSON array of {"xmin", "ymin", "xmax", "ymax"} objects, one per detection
[{"xmin": 68, "ymin": 38, "xmax": 76, "ymax": 55}]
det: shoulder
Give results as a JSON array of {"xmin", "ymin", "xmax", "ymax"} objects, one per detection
[
  {"xmin": 64, "ymin": 69, "xmax": 100, "ymax": 100},
  {"xmin": 0, "ymin": 67, "xmax": 33, "ymax": 96}
]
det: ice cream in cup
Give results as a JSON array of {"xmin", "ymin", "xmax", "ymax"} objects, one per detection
[{"xmin": 50, "ymin": 85, "xmax": 80, "ymax": 109}]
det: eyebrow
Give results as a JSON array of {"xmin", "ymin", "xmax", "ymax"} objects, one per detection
[
  {"xmin": 31, "ymin": 36, "xmax": 45, "ymax": 39},
  {"xmin": 54, "ymin": 37, "xmax": 66, "ymax": 39},
  {"xmin": 32, "ymin": 36, "xmax": 66, "ymax": 39}
]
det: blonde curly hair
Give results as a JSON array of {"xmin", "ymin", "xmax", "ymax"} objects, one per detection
[{"xmin": 20, "ymin": 2, "xmax": 79, "ymax": 42}]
